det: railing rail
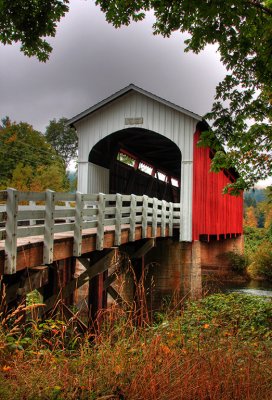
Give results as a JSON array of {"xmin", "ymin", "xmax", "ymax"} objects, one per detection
[{"xmin": 0, "ymin": 188, "xmax": 181, "ymax": 274}]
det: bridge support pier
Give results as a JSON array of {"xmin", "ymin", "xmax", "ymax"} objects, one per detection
[{"xmin": 142, "ymin": 239, "xmax": 202, "ymax": 311}]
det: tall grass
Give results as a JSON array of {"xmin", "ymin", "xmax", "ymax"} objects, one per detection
[{"xmin": 0, "ymin": 294, "xmax": 272, "ymax": 399}]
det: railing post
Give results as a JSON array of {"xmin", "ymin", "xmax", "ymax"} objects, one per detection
[
  {"xmin": 43, "ymin": 189, "xmax": 55, "ymax": 264},
  {"xmin": 29, "ymin": 200, "xmax": 36, "ymax": 226},
  {"xmin": 161, "ymin": 200, "xmax": 166, "ymax": 237},
  {"xmin": 129, "ymin": 194, "xmax": 137, "ymax": 242},
  {"xmin": 96, "ymin": 193, "xmax": 105, "ymax": 250},
  {"xmin": 169, "ymin": 202, "xmax": 174, "ymax": 237},
  {"xmin": 114, "ymin": 193, "xmax": 122, "ymax": 246},
  {"xmin": 73, "ymin": 191, "xmax": 84, "ymax": 257},
  {"xmin": 4, "ymin": 188, "xmax": 19, "ymax": 274},
  {"xmin": 179, "ymin": 203, "xmax": 182, "ymax": 241},
  {"xmin": 142, "ymin": 195, "xmax": 148, "ymax": 239},
  {"xmin": 152, "ymin": 197, "xmax": 158, "ymax": 237}
]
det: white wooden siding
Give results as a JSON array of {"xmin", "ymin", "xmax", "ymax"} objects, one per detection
[{"xmin": 88, "ymin": 163, "xmax": 109, "ymax": 194}]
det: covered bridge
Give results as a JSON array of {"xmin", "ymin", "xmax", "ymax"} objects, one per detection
[{"xmin": 0, "ymin": 84, "xmax": 244, "ymax": 317}]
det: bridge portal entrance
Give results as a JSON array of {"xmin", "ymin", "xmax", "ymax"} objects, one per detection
[{"xmin": 89, "ymin": 128, "xmax": 182, "ymax": 203}]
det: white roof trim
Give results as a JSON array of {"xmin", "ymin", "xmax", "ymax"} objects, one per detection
[{"xmin": 68, "ymin": 84, "xmax": 202, "ymax": 126}]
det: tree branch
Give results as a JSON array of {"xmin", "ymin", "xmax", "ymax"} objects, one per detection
[{"xmin": 247, "ymin": 0, "xmax": 272, "ymax": 16}]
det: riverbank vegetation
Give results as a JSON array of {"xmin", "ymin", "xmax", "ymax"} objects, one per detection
[
  {"xmin": 0, "ymin": 293, "xmax": 272, "ymax": 399},
  {"xmin": 243, "ymin": 189, "xmax": 272, "ymax": 281}
]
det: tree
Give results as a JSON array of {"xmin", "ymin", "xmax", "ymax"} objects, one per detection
[
  {"xmin": 9, "ymin": 162, "xmax": 68, "ymax": 192},
  {"xmin": 45, "ymin": 118, "xmax": 78, "ymax": 170},
  {"xmin": 95, "ymin": 0, "xmax": 272, "ymax": 193},
  {"xmin": 244, "ymin": 206, "xmax": 258, "ymax": 228},
  {"xmin": 0, "ymin": 118, "xmax": 68, "ymax": 191},
  {"xmin": 0, "ymin": 0, "xmax": 69, "ymax": 61}
]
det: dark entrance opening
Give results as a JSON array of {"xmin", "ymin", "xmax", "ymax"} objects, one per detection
[{"xmin": 89, "ymin": 128, "xmax": 181, "ymax": 202}]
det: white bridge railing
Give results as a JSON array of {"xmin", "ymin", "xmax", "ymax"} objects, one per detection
[{"xmin": 0, "ymin": 189, "xmax": 181, "ymax": 274}]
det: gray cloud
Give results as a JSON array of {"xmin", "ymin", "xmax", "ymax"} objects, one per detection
[{"xmin": 0, "ymin": 0, "xmax": 226, "ymax": 132}]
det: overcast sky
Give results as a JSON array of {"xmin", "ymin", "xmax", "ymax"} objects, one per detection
[{"xmin": 0, "ymin": 0, "xmax": 226, "ymax": 133}]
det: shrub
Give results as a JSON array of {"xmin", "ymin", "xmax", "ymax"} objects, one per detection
[
  {"xmin": 248, "ymin": 241, "xmax": 272, "ymax": 280},
  {"xmin": 225, "ymin": 251, "xmax": 248, "ymax": 273}
]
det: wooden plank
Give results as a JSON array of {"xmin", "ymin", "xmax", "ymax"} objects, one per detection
[
  {"xmin": 60, "ymin": 303, "xmax": 88, "ymax": 333},
  {"xmin": 114, "ymin": 193, "xmax": 122, "ymax": 246},
  {"xmin": 83, "ymin": 208, "xmax": 98, "ymax": 217},
  {"xmin": 121, "ymin": 195, "xmax": 132, "ymax": 201},
  {"xmin": 4, "ymin": 267, "xmax": 48, "ymax": 303},
  {"xmin": 82, "ymin": 194, "xmax": 98, "ymax": 202},
  {"xmin": 5, "ymin": 188, "xmax": 19, "ymax": 274},
  {"xmin": 78, "ymin": 249, "xmax": 115, "ymax": 280},
  {"xmin": 161, "ymin": 200, "xmax": 166, "ymax": 237},
  {"xmin": 104, "ymin": 206, "xmax": 116, "ymax": 214},
  {"xmin": 103, "ymin": 270, "xmax": 119, "ymax": 290},
  {"xmin": 18, "ymin": 192, "xmax": 45, "ymax": 202},
  {"xmin": 152, "ymin": 197, "xmax": 158, "ymax": 236},
  {"xmin": 96, "ymin": 193, "xmax": 106, "ymax": 250},
  {"xmin": 17, "ymin": 210, "xmax": 45, "ymax": 220},
  {"xmin": 54, "ymin": 209, "xmax": 75, "ymax": 218},
  {"xmin": 53, "ymin": 222, "xmax": 75, "ymax": 234},
  {"xmin": 120, "ymin": 206, "xmax": 130, "ymax": 214},
  {"xmin": 82, "ymin": 220, "xmax": 98, "ymax": 229},
  {"xmin": 120, "ymin": 217, "xmax": 130, "ymax": 224},
  {"xmin": 73, "ymin": 192, "xmax": 84, "ymax": 257},
  {"xmin": 43, "ymin": 190, "xmax": 55, "ymax": 264},
  {"xmin": 129, "ymin": 194, "xmax": 137, "ymax": 242},
  {"xmin": 43, "ymin": 269, "xmax": 89, "ymax": 314},
  {"xmin": 103, "ymin": 218, "xmax": 116, "ymax": 226},
  {"xmin": 17, "ymin": 225, "xmax": 44, "ymax": 238},
  {"xmin": 169, "ymin": 202, "xmax": 174, "ymax": 236},
  {"xmin": 131, "ymin": 238, "xmax": 155, "ymax": 258},
  {"xmin": 107, "ymin": 285, "xmax": 127, "ymax": 307},
  {"xmin": 54, "ymin": 192, "xmax": 76, "ymax": 202},
  {"xmin": 142, "ymin": 195, "xmax": 148, "ymax": 239},
  {"xmin": 17, "ymin": 267, "xmax": 49, "ymax": 296},
  {"xmin": 135, "ymin": 195, "xmax": 143, "ymax": 202},
  {"xmin": 105, "ymin": 194, "xmax": 117, "ymax": 202}
]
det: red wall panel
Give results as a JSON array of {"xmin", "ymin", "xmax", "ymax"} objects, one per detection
[{"xmin": 192, "ymin": 130, "xmax": 243, "ymax": 241}]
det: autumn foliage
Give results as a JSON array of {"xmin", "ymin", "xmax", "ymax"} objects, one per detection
[
  {"xmin": 0, "ymin": 294, "xmax": 272, "ymax": 399},
  {"xmin": 0, "ymin": 118, "xmax": 69, "ymax": 192}
]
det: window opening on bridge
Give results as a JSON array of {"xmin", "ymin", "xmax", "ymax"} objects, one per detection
[
  {"xmin": 171, "ymin": 178, "xmax": 179, "ymax": 187},
  {"xmin": 117, "ymin": 149, "xmax": 180, "ymax": 188},
  {"xmin": 156, "ymin": 171, "xmax": 167, "ymax": 182},
  {"xmin": 117, "ymin": 152, "xmax": 135, "ymax": 167},
  {"xmin": 139, "ymin": 162, "xmax": 153, "ymax": 175}
]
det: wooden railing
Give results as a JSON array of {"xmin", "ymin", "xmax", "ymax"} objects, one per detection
[{"xmin": 0, "ymin": 189, "xmax": 181, "ymax": 274}]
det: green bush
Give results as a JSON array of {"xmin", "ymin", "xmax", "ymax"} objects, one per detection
[
  {"xmin": 248, "ymin": 241, "xmax": 272, "ymax": 280},
  {"xmin": 244, "ymin": 226, "xmax": 268, "ymax": 262},
  {"xmin": 225, "ymin": 251, "xmax": 247, "ymax": 273},
  {"xmin": 176, "ymin": 293, "xmax": 272, "ymax": 341}
]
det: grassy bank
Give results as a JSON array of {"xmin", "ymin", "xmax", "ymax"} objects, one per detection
[{"xmin": 0, "ymin": 293, "xmax": 272, "ymax": 399}]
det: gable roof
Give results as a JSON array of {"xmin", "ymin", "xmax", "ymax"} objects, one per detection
[{"xmin": 68, "ymin": 84, "xmax": 202, "ymax": 126}]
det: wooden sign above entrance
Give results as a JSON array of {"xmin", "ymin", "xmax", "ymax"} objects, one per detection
[{"xmin": 125, "ymin": 117, "xmax": 143, "ymax": 125}]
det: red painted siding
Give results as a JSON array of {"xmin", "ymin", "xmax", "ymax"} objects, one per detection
[{"xmin": 192, "ymin": 130, "xmax": 243, "ymax": 241}]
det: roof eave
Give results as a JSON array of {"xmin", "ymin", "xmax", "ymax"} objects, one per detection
[{"xmin": 67, "ymin": 84, "xmax": 202, "ymax": 127}]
